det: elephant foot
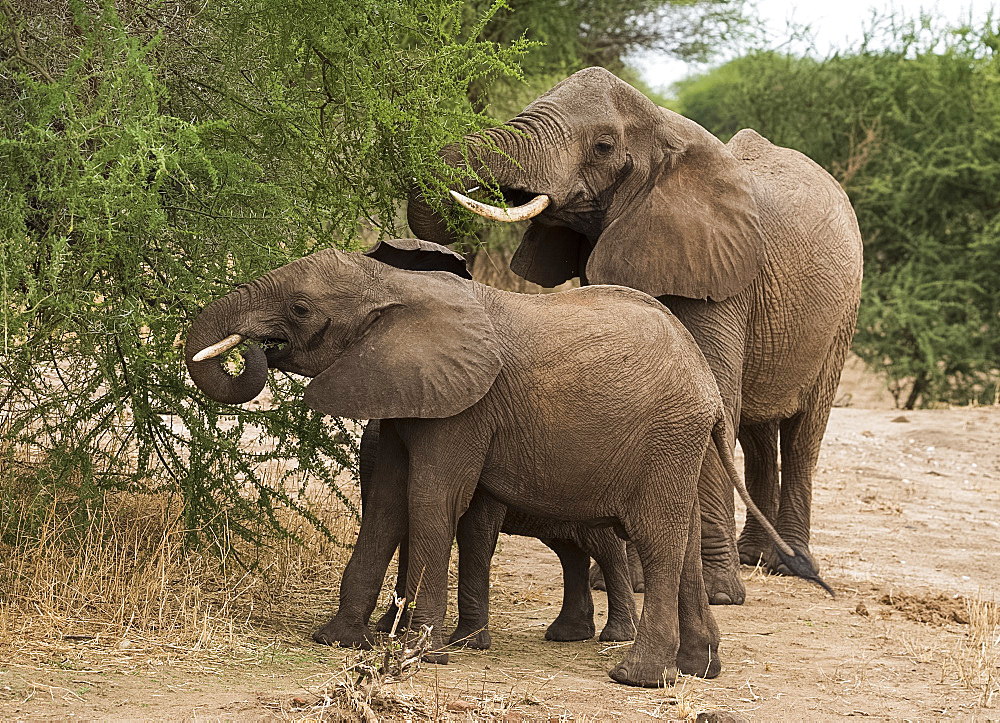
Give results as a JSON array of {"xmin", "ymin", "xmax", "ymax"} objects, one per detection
[
  {"xmin": 420, "ymin": 649, "xmax": 450, "ymax": 664},
  {"xmin": 312, "ymin": 616, "xmax": 374, "ymax": 649},
  {"xmin": 589, "ymin": 561, "xmax": 606, "ymax": 591},
  {"xmin": 545, "ymin": 614, "xmax": 596, "ymax": 642},
  {"xmin": 608, "ymin": 654, "xmax": 676, "ymax": 688},
  {"xmin": 676, "ymin": 642, "xmax": 721, "ymax": 679},
  {"xmin": 599, "ymin": 616, "xmax": 635, "ymax": 642},
  {"xmin": 702, "ymin": 562, "xmax": 746, "ymax": 605},
  {"xmin": 373, "ymin": 604, "xmax": 410, "ymax": 634},
  {"xmin": 738, "ymin": 547, "xmax": 766, "ymax": 567},
  {"xmin": 448, "ymin": 625, "xmax": 491, "ymax": 650}
]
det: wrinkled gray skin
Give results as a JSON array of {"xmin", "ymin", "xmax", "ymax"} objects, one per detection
[
  {"xmin": 359, "ymin": 419, "xmax": 637, "ymax": 648},
  {"xmin": 408, "ymin": 67, "xmax": 864, "ymax": 605},
  {"xmin": 185, "ymin": 239, "xmax": 776, "ymax": 686}
]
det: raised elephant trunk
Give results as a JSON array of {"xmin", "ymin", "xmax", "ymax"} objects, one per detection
[{"xmin": 185, "ymin": 292, "xmax": 268, "ymax": 405}]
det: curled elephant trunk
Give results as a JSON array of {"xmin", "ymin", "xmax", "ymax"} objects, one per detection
[
  {"xmin": 407, "ymin": 186, "xmax": 458, "ymax": 246},
  {"xmin": 185, "ymin": 295, "xmax": 268, "ymax": 405}
]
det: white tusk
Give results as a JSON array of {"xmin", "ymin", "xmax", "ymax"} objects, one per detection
[
  {"xmin": 192, "ymin": 334, "xmax": 244, "ymax": 362},
  {"xmin": 449, "ymin": 190, "xmax": 550, "ymax": 222}
]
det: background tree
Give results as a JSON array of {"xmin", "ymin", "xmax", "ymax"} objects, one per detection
[{"xmin": 674, "ymin": 16, "xmax": 1000, "ymax": 408}]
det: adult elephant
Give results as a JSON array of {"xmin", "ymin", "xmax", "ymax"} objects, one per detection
[{"xmin": 407, "ymin": 67, "xmax": 863, "ymax": 605}]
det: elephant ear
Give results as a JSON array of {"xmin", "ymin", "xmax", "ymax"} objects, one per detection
[
  {"xmin": 509, "ymin": 223, "xmax": 589, "ymax": 287},
  {"xmin": 365, "ymin": 237, "xmax": 471, "ymax": 279},
  {"xmin": 303, "ymin": 268, "xmax": 501, "ymax": 420},
  {"xmin": 586, "ymin": 110, "xmax": 766, "ymax": 301}
]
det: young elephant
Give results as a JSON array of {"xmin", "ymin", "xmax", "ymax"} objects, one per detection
[
  {"xmin": 358, "ymin": 419, "xmax": 637, "ymax": 649},
  {"xmin": 186, "ymin": 238, "xmax": 827, "ymax": 687}
]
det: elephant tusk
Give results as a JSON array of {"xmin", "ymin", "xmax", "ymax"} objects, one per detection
[
  {"xmin": 449, "ymin": 190, "xmax": 550, "ymax": 222},
  {"xmin": 192, "ymin": 334, "xmax": 244, "ymax": 362}
]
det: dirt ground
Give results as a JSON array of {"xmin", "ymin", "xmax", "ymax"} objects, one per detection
[{"xmin": 2, "ymin": 363, "xmax": 999, "ymax": 720}]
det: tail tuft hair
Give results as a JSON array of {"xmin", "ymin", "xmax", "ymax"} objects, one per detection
[{"xmin": 774, "ymin": 546, "xmax": 835, "ymax": 597}]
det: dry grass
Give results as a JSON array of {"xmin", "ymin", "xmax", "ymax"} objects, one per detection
[
  {"xmin": 951, "ymin": 596, "xmax": 1000, "ymax": 707},
  {"xmin": 0, "ymin": 480, "xmax": 359, "ymax": 671}
]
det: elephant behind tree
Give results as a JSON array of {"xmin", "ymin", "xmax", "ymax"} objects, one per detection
[
  {"xmin": 408, "ymin": 67, "xmax": 864, "ymax": 605},
  {"xmin": 184, "ymin": 238, "xmax": 828, "ymax": 687},
  {"xmin": 352, "ymin": 418, "xmax": 637, "ymax": 650}
]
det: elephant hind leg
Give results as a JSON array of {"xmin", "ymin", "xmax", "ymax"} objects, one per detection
[
  {"xmin": 769, "ymin": 312, "xmax": 856, "ymax": 576},
  {"xmin": 737, "ymin": 419, "xmax": 779, "ymax": 567},
  {"xmin": 608, "ymin": 472, "xmax": 696, "ymax": 688},
  {"xmin": 607, "ymin": 515, "xmax": 687, "ymax": 687},
  {"xmin": 675, "ymin": 497, "xmax": 721, "ymax": 678}
]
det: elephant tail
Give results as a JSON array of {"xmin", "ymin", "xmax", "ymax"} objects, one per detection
[{"xmin": 710, "ymin": 419, "xmax": 835, "ymax": 598}]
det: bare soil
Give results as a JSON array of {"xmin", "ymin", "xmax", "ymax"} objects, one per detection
[{"xmin": 3, "ymin": 373, "xmax": 999, "ymax": 720}]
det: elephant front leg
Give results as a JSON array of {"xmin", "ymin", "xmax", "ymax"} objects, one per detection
[
  {"xmin": 403, "ymin": 432, "xmax": 487, "ymax": 664},
  {"xmin": 449, "ymin": 489, "xmax": 505, "ymax": 650},
  {"xmin": 372, "ymin": 540, "xmax": 410, "ymax": 634},
  {"xmin": 313, "ymin": 423, "xmax": 407, "ymax": 649},
  {"xmin": 698, "ymin": 445, "xmax": 746, "ymax": 605},
  {"xmin": 582, "ymin": 528, "xmax": 637, "ymax": 642},
  {"xmin": 589, "ymin": 540, "xmax": 644, "ymax": 593}
]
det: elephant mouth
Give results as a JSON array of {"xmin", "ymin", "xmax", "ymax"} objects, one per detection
[
  {"xmin": 261, "ymin": 337, "xmax": 292, "ymax": 365},
  {"xmin": 499, "ymin": 186, "xmax": 544, "ymax": 207}
]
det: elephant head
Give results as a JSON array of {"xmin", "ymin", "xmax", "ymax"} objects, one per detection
[
  {"xmin": 408, "ymin": 67, "xmax": 766, "ymax": 301},
  {"xmin": 184, "ymin": 239, "xmax": 500, "ymax": 419}
]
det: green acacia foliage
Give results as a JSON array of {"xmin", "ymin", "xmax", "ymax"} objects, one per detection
[
  {"xmin": 0, "ymin": 0, "xmax": 528, "ymax": 544},
  {"xmin": 675, "ymin": 17, "xmax": 1000, "ymax": 408}
]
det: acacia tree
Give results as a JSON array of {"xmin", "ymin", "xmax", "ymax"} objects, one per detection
[
  {"xmin": 675, "ymin": 17, "xmax": 1000, "ymax": 408},
  {"xmin": 0, "ymin": 0, "xmax": 528, "ymax": 544}
]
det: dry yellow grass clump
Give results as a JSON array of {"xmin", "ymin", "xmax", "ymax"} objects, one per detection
[
  {"xmin": 0, "ymin": 482, "xmax": 358, "ymax": 667},
  {"xmin": 955, "ymin": 596, "xmax": 1000, "ymax": 707}
]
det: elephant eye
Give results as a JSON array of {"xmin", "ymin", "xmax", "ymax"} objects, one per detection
[
  {"xmin": 594, "ymin": 140, "xmax": 614, "ymax": 155},
  {"xmin": 291, "ymin": 301, "xmax": 310, "ymax": 318}
]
